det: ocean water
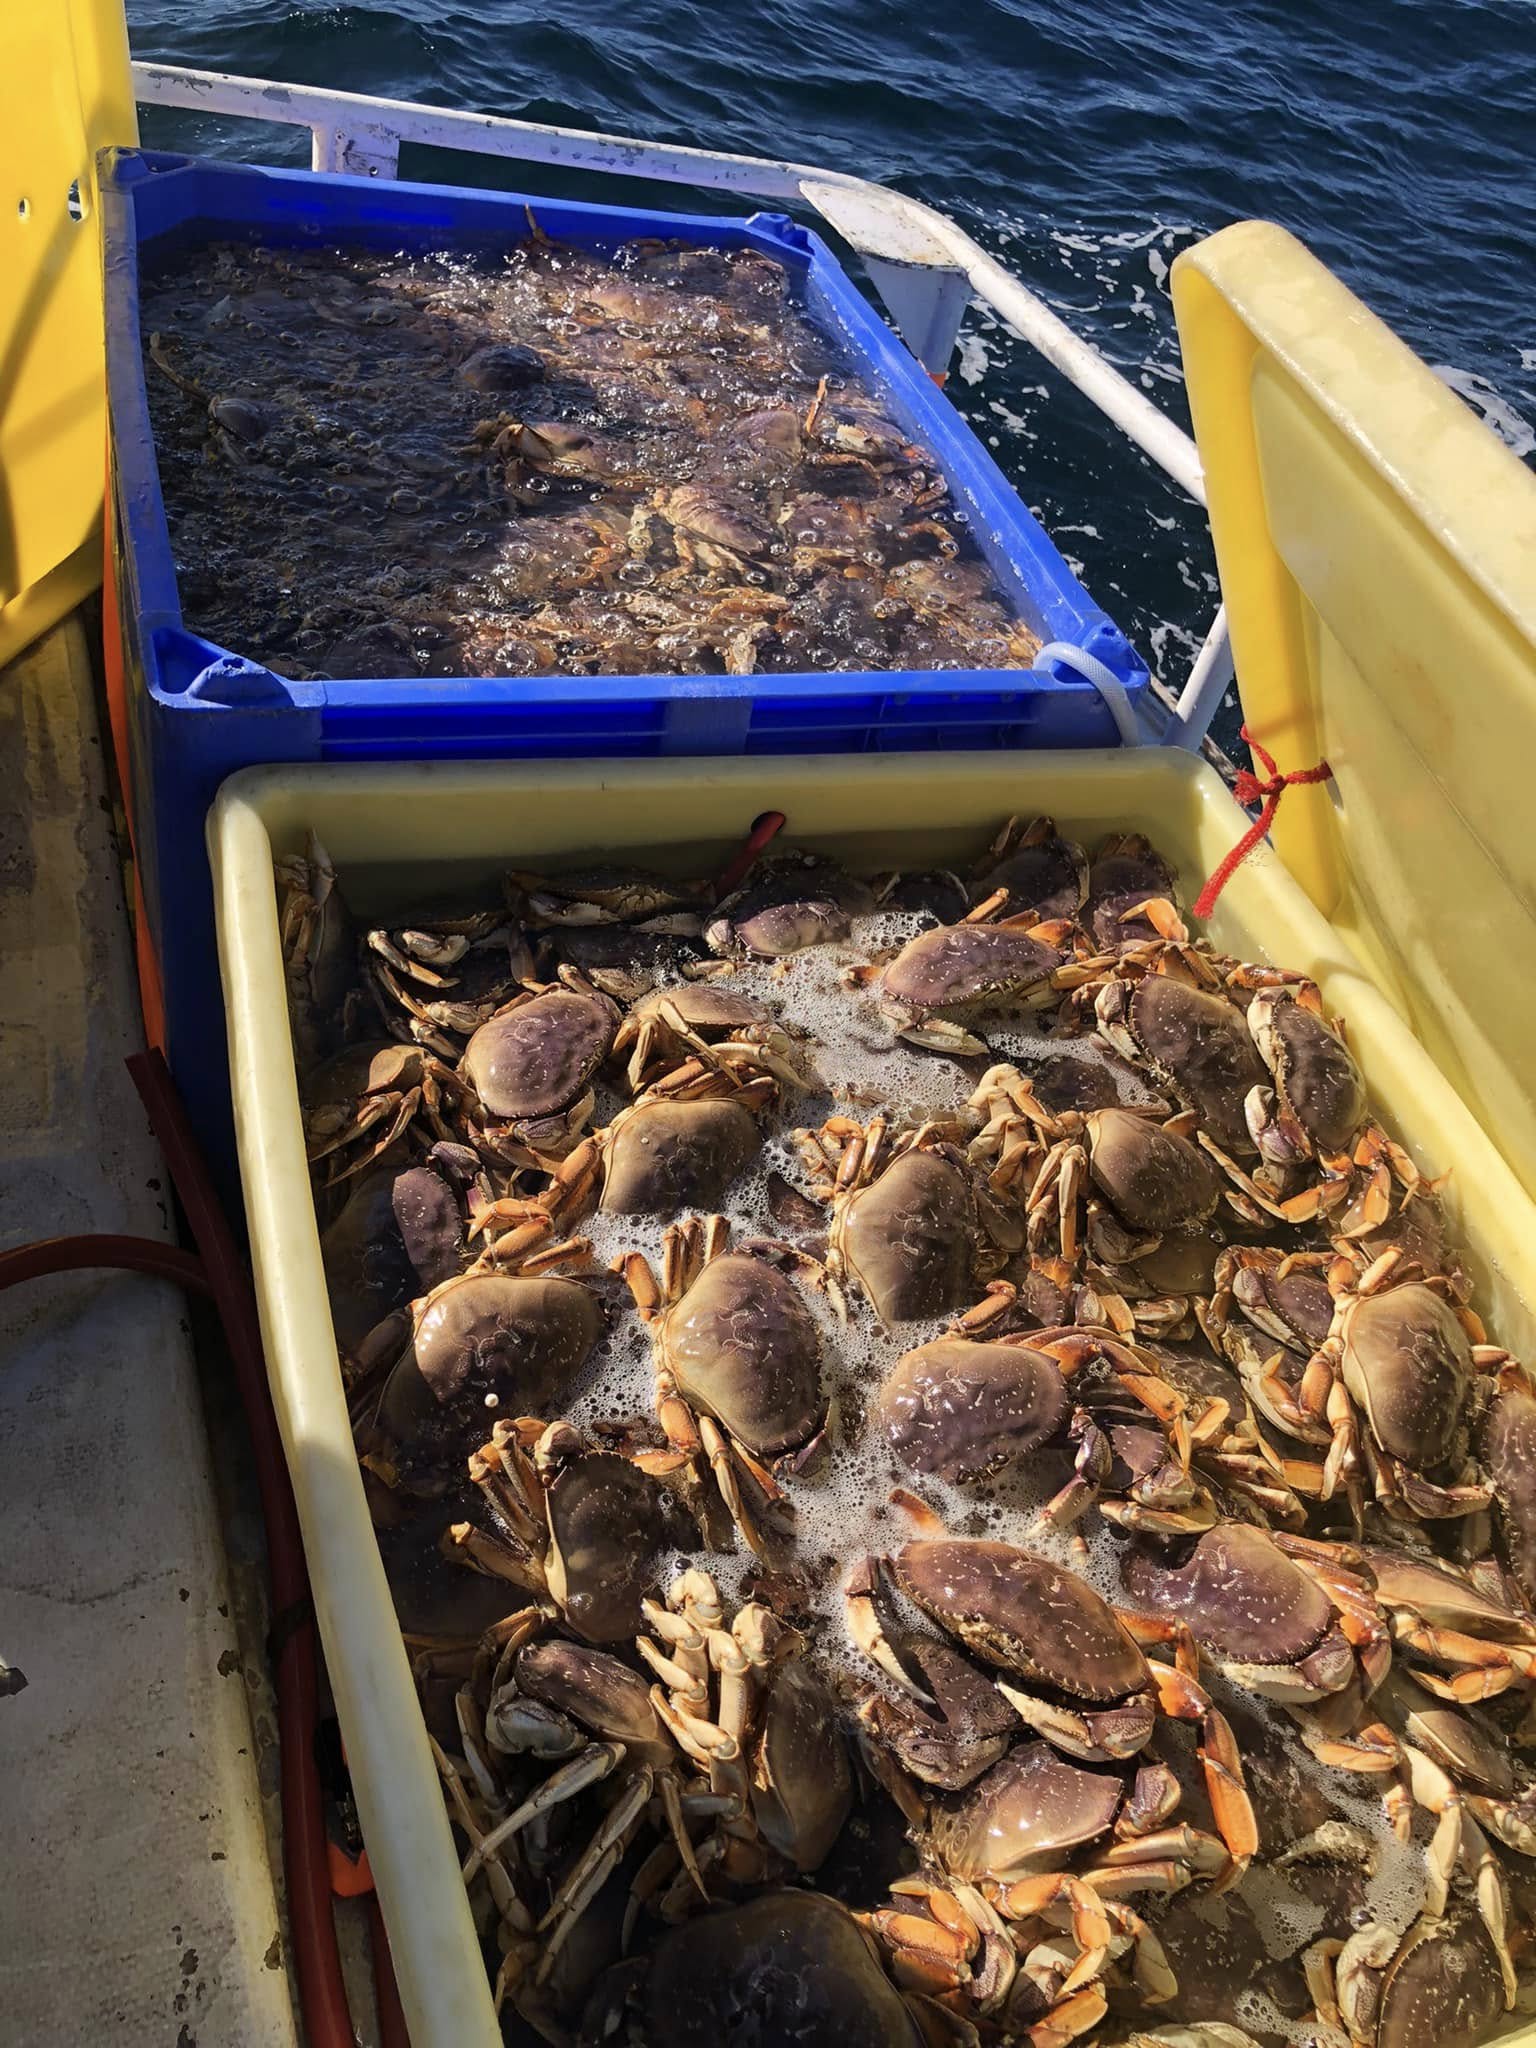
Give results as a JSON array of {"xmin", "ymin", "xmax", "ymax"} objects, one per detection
[{"xmin": 127, "ymin": 0, "xmax": 1536, "ymax": 743}]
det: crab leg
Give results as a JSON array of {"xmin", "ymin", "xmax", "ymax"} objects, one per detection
[
  {"xmin": 1403, "ymin": 1748, "xmax": 1516, "ymax": 2006},
  {"xmin": 533, "ymin": 1767, "xmax": 656, "ymax": 1982},
  {"xmin": 464, "ymin": 1740, "xmax": 626, "ymax": 1878},
  {"xmin": 698, "ymin": 1414, "xmax": 774, "ymax": 1558},
  {"xmin": 996, "ymin": 1874, "xmax": 1111, "ymax": 1997}
]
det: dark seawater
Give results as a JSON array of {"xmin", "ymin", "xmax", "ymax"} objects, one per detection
[{"xmin": 127, "ymin": 0, "xmax": 1536, "ymax": 746}]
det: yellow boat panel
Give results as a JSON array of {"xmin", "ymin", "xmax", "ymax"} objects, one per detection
[
  {"xmin": 0, "ymin": 1, "xmax": 137, "ymax": 667},
  {"xmin": 1172, "ymin": 219, "xmax": 1536, "ymax": 1202}
]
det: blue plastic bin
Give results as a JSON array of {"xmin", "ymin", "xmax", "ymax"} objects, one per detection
[{"xmin": 102, "ymin": 147, "xmax": 1148, "ymax": 1167}]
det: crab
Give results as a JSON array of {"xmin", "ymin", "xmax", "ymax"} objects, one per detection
[
  {"xmin": 614, "ymin": 1215, "xmax": 826, "ymax": 1555},
  {"xmin": 502, "ymin": 863, "xmax": 708, "ymax": 931},
  {"xmin": 361, "ymin": 910, "xmax": 535, "ymax": 1057},
  {"xmin": 1241, "ymin": 987, "xmax": 1422, "ymax": 1228},
  {"xmin": 460, "ymin": 973, "xmax": 622, "ymax": 1166},
  {"xmin": 631, "ymin": 1568, "xmax": 852, "ymax": 1905},
  {"xmin": 1082, "ymin": 833, "xmax": 1186, "ymax": 948},
  {"xmin": 874, "ymin": 1333, "xmax": 1072, "ymax": 1486},
  {"xmin": 455, "ymin": 1616, "xmax": 710, "ymax": 1994},
  {"xmin": 865, "ymin": 912, "xmax": 1073, "ymax": 1054},
  {"xmin": 795, "ymin": 1115, "xmax": 1022, "ymax": 1324},
  {"xmin": 865, "ymin": 1864, "xmax": 1177, "ymax": 2045},
  {"xmin": 445, "ymin": 1418, "xmax": 675, "ymax": 1643},
  {"xmin": 360, "ymin": 1234, "xmax": 602, "ymax": 1490},
  {"xmin": 1297, "ymin": 1269, "xmax": 1500, "ymax": 1519},
  {"xmin": 275, "ymin": 829, "xmax": 355, "ymax": 1069},
  {"xmin": 848, "ymin": 1534, "xmax": 1255, "ymax": 1862},
  {"xmin": 1094, "ymin": 972, "xmax": 1272, "ymax": 1167},
  {"xmin": 1027, "ymin": 1103, "xmax": 1224, "ymax": 1270},
  {"xmin": 873, "ymin": 1319, "xmax": 1216, "ymax": 1539},
  {"xmin": 321, "ymin": 1160, "xmax": 464, "ymax": 1358},
  {"xmin": 1194, "ymin": 1244, "xmax": 1341, "ymax": 1477},
  {"xmin": 968, "ymin": 814, "xmax": 1089, "ymax": 923},
  {"xmin": 1308, "ymin": 1908, "xmax": 1507, "ymax": 2048},
  {"xmin": 1148, "ymin": 1340, "xmax": 1313, "ymax": 1532},
  {"xmin": 870, "ymin": 865, "xmax": 972, "ymax": 926},
  {"xmin": 1122, "ymin": 1523, "xmax": 1391, "ymax": 1712},
  {"xmin": 539, "ymin": 923, "xmax": 707, "ymax": 1006},
  {"xmin": 1355, "ymin": 1542, "xmax": 1536, "ymax": 1704},
  {"xmin": 704, "ymin": 850, "xmax": 877, "ymax": 958},
  {"xmin": 577, "ymin": 1890, "xmax": 925, "ymax": 2048},
  {"xmin": 535, "ymin": 1075, "xmax": 772, "ymax": 1223},
  {"xmin": 610, "ymin": 982, "xmax": 811, "ymax": 1095},
  {"xmin": 298, "ymin": 1039, "xmax": 473, "ymax": 1191},
  {"xmin": 1479, "ymin": 1361, "xmax": 1536, "ymax": 1607}
]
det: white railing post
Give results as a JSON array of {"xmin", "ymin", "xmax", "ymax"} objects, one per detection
[
  {"xmin": 310, "ymin": 123, "xmax": 400, "ymax": 179},
  {"xmin": 1163, "ymin": 607, "xmax": 1235, "ymax": 748}
]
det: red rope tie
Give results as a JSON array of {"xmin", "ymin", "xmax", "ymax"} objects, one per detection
[{"xmin": 1192, "ymin": 725, "xmax": 1333, "ymax": 921}]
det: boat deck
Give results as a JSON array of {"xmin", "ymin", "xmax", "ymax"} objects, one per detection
[{"xmin": 0, "ymin": 615, "xmax": 297, "ymax": 2045}]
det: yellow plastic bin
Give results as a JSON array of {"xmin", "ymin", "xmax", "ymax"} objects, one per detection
[{"xmin": 210, "ymin": 747, "xmax": 1536, "ymax": 2047}]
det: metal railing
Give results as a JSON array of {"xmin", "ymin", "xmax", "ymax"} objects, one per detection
[{"xmin": 128, "ymin": 61, "xmax": 1236, "ymax": 752}]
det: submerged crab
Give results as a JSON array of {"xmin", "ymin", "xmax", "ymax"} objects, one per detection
[
  {"xmin": 579, "ymin": 1890, "xmax": 924, "ymax": 2048},
  {"xmin": 362, "ymin": 1233, "xmax": 602, "ymax": 1489},
  {"xmin": 969, "ymin": 814, "xmax": 1089, "ymax": 922},
  {"xmin": 796, "ymin": 1115, "xmax": 1022, "ymax": 1324},
  {"xmin": 616, "ymin": 1216, "xmax": 826, "ymax": 1555}
]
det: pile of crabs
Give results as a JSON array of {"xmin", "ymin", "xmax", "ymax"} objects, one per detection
[
  {"xmin": 143, "ymin": 232, "xmax": 1037, "ymax": 684},
  {"xmin": 283, "ymin": 814, "xmax": 1536, "ymax": 2048}
]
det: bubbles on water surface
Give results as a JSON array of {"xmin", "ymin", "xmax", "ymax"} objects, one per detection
[{"xmin": 143, "ymin": 233, "xmax": 1044, "ymax": 687}]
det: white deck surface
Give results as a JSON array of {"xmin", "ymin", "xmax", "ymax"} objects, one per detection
[{"xmin": 0, "ymin": 617, "xmax": 296, "ymax": 2046}]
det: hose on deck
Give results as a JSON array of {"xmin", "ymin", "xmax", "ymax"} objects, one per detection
[{"xmin": 0, "ymin": 1049, "xmax": 408, "ymax": 2048}]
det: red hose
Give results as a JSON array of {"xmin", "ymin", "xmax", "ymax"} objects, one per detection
[
  {"xmin": 370, "ymin": 1893, "xmax": 413, "ymax": 2048},
  {"xmin": 125, "ymin": 1049, "xmax": 357, "ymax": 2048},
  {"xmin": 0, "ymin": 1235, "xmax": 212, "ymax": 1296}
]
